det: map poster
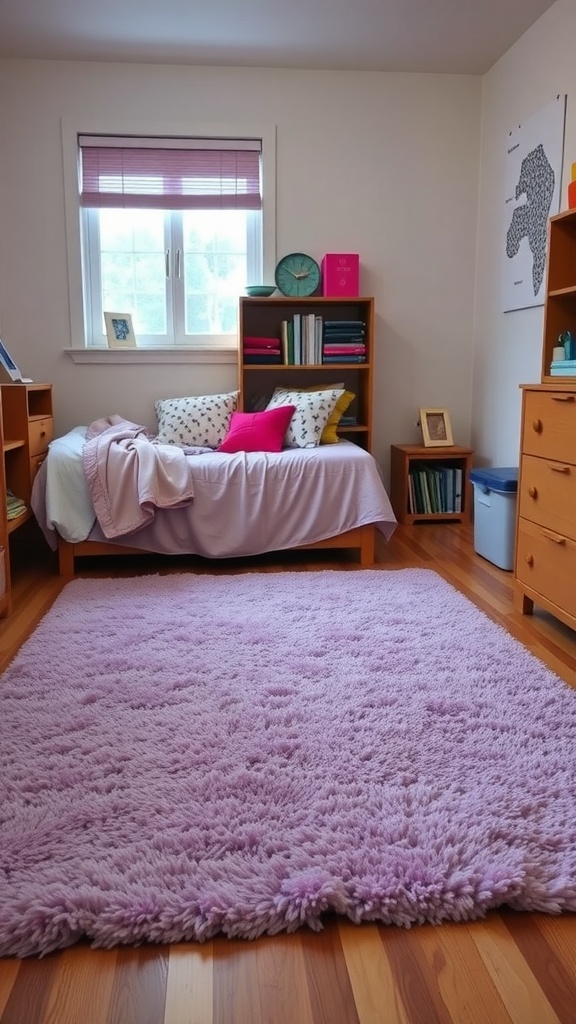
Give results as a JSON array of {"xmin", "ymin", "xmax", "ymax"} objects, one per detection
[{"xmin": 502, "ymin": 94, "xmax": 566, "ymax": 313}]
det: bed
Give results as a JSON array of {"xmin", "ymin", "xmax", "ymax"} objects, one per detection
[{"xmin": 31, "ymin": 417, "xmax": 397, "ymax": 576}]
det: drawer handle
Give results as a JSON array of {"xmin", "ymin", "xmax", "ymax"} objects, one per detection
[
  {"xmin": 542, "ymin": 528, "xmax": 566, "ymax": 545},
  {"xmin": 524, "ymin": 553, "xmax": 534, "ymax": 566},
  {"xmin": 528, "ymin": 485, "xmax": 538, "ymax": 498},
  {"xmin": 532, "ymin": 418, "xmax": 542, "ymax": 433},
  {"xmin": 549, "ymin": 464, "xmax": 570, "ymax": 474},
  {"xmin": 552, "ymin": 394, "xmax": 575, "ymax": 402}
]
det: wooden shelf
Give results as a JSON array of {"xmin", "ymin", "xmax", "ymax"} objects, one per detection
[
  {"xmin": 0, "ymin": 384, "xmax": 53, "ymax": 617},
  {"xmin": 7, "ymin": 509, "xmax": 31, "ymax": 533},
  {"xmin": 390, "ymin": 444, "xmax": 474, "ymax": 524}
]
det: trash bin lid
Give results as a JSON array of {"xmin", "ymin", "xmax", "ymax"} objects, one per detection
[{"xmin": 469, "ymin": 466, "xmax": 518, "ymax": 492}]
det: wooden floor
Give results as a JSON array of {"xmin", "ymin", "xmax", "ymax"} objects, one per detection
[{"xmin": 1, "ymin": 521, "xmax": 576, "ymax": 1024}]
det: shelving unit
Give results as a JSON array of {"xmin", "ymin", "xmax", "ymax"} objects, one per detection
[
  {"xmin": 238, "ymin": 296, "xmax": 374, "ymax": 452},
  {"xmin": 540, "ymin": 207, "xmax": 576, "ymax": 382},
  {"xmin": 0, "ymin": 383, "xmax": 53, "ymax": 615},
  {"xmin": 389, "ymin": 444, "xmax": 474, "ymax": 525}
]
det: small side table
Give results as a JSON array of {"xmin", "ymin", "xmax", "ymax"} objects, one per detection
[{"xmin": 390, "ymin": 444, "xmax": 474, "ymax": 524}]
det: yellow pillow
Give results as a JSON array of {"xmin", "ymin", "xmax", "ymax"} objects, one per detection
[{"xmin": 273, "ymin": 384, "xmax": 355, "ymax": 443}]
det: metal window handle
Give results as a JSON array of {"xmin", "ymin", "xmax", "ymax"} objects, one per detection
[
  {"xmin": 176, "ymin": 249, "xmax": 182, "ymax": 279},
  {"xmin": 165, "ymin": 249, "xmax": 171, "ymax": 278}
]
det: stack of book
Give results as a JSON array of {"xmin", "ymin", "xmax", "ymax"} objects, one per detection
[
  {"xmin": 550, "ymin": 358, "xmax": 576, "ymax": 376},
  {"xmin": 243, "ymin": 335, "xmax": 282, "ymax": 365},
  {"xmin": 279, "ymin": 315, "xmax": 323, "ymax": 365},
  {"xmin": 322, "ymin": 320, "xmax": 366, "ymax": 363},
  {"xmin": 408, "ymin": 463, "xmax": 463, "ymax": 514}
]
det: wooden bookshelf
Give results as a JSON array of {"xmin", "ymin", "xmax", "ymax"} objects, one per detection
[{"xmin": 238, "ymin": 296, "xmax": 374, "ymax": 452}]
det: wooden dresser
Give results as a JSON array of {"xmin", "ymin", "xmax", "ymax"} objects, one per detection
[{"xmin": 514, "ymin": 384, "xmax": 576, "ymax": 631}]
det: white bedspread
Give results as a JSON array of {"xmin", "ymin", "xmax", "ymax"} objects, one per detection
[{"xmin": 32, "ymin": 428, "xmax": 397, "ymax": 558}]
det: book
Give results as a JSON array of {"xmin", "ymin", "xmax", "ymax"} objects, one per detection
[
  {"xmin": 323, "ymin": 345, "xmax": 366, "ymax": 355},
  {"xmin": 322, "ymin": 355, "xmax": 366, "ymax": 363},
  {"xmin": 243, "ymin": 354, "xmax": 282, "ymax": 364},
  {"xmin": 550, "ymin": 365, "xmax": 576, "ymax": 375},
  {"xmin": 243, "ymin": 335, "xmax": 280, "ymax": 348}
]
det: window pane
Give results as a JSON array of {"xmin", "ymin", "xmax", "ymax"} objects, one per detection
[
  {"xmin": 99, "ymin": 209, "xmax": 168, "ymax": 335},
  {"xmin": 183, "ymin": 211, "xmax": 247, "ymax": 335}
]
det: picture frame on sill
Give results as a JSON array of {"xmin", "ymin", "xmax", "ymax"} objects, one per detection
[
  {"xmin": 104, "ymin": 312, "xmax": 137, "ymax": 349},
  {"xmin": 419, "ymin": 407, "xmax": 454, "ymax": 447}
]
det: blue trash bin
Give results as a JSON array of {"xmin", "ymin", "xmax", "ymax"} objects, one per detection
[{"xmin": 469, "ymin": 467, "xmax": 518, "ymax": 570}]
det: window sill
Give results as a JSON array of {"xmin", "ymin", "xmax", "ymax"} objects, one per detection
[{"xmin": 64, "ymin": 347, "xmax": 238, "ymax": 365}]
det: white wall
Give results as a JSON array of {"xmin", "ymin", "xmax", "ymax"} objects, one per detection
[
  {"xmin": 473, "ymin": 0, "xmax": 575, "ymax": 467},
  {"xmin": 0, "ymin": 59, "xmax": 481, "ymax": 480}
]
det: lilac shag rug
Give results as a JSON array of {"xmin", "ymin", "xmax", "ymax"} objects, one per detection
[{"xmin": 1, "ymin": 568, "xmax": 576, "ymax": 957}]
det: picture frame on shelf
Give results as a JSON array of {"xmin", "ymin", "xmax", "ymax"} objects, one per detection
[
  {"xmin": 419, "ymin": 407, "xmax": 454, "ymax": 447},
  {"xmin": 104, "ymin": 312, "xmax": 137, "ymax": 349}
]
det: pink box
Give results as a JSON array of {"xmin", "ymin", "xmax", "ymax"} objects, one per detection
[{"xmin": 321, "ymin": 253, "xmax": 359, "ymax": 297}]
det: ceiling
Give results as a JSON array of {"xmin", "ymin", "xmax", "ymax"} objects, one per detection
[{"xmin": 0, "ymin": 0, "xmax": 555, "ymax": 75}]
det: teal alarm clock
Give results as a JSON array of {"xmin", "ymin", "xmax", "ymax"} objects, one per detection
[{"xmin": 275, "ymin": 252, "xmax": 321, "ymax": 297}]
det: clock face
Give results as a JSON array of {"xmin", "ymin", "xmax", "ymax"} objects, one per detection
[{"xmin": 274, "ymin": 252, "xmax": 321, "ymax": 297}]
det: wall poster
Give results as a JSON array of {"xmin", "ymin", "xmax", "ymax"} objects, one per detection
[{"xmin": 502, "ymin": 94, "xmax": 566, "ymax": 313}]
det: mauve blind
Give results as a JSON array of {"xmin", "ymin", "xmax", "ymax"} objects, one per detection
[{"xmin": 79, "ymin": 137, "xmax": 262, "ymax": 210}]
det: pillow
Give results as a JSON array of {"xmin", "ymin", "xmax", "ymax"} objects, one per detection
[
  {"xmin": 218, "ymin": 406, "xmax": 296, "ymax": 454},
  {"xmin": 273, "ymin": 383, "xmax": 355, "ymax": 444},
  {"xmin": 154, "ymin": 391, "xmax": 239, "ymax": 448},
  {"xmin": 265, "ymin": 388, "xmax": 344, "ymax": 448}
]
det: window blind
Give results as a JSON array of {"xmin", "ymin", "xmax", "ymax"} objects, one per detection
[{"xmin": 79, "ymin": 136, "xmax": 262, "ymax": 211}]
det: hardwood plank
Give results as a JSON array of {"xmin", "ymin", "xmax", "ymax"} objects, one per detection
[
  {"xmin": 415, "ymin": 920, "xmax": 512, "ymax": 1023},
  {"xmin": 338, "ymin": 921, "xmax": 411, "ymax": 1024},
  {"xmin": 0, "ymin": 962, "xmax": 20, "ymax": 1018},
  {"xmin": 534, "ymin": 913, "xmax": 576, "ymax": 979},
  {"xmin": 380, "ymin": 927, "xmax": 453, "ymax": 1024},
  {"xmin": 501, "ymin": 911, "xmax": 576, "ymax": 1023},
  {"xmin": 164, "ymin": 943, "xmax": 213, "ymax": 1024},
  {"xmin": 0, "ymin": 955, "xmax": 58, "ymax": 1024},
  {"xmin": 301, "ymin": 921, "xmax": 360, "ymax": 1024},
  {"xmin": 43, "ymin": 946, "xmax": 118, "ymax": 1024},
  {"xmin": 107, "ymin": 946, "xmax": 169, "ymax": 1024},
  {"xmin": 467, "ymin": 915, "xmax": 562, "ymax": 1024},
  {"xmin": 213, "ymin": 931, "xmax": 315, "ymax": 1024},
  {"xmin": 254, "ymin": 932, "xmax": 314, "ymax": 1024}
]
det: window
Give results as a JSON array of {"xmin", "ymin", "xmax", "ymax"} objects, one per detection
[{"xmin": 78, "ymin": 135, "xmax": 265, "ymax": 349}]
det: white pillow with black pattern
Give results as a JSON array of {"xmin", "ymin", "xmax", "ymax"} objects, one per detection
[
  {"xmin": 154, "ymin": 391, "xmax": 239, "ymax": 448},
  {"xmin": 265, "ymin": 388, "xmax": 344, "ymax": 448}
]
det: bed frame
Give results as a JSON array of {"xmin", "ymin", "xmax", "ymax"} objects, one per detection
[{"xmin": 57, "ymin": 525, "xmax": 377, "ymax": 576}]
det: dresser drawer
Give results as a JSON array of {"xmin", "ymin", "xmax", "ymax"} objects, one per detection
[
  {"xmin": 28, "ymin": 417, "xmax": 53, "ymax": 457},
  {"xmin": 516, "ymin": 517, "xmax": 576, "ymax": 620},
  {"xmin": 521, "ymin": 390, "xmax": 576, "ymax": 463},
  {"xmin": 518, "ymin": 454, "xmax": 576, "ymax": 540}
]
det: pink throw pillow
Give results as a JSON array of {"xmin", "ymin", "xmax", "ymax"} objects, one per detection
[{"xmin": 217, "ymin": 405, "xmax": 296, "ymax": 453}]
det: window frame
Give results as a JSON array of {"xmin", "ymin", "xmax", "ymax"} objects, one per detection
[{"xmin": 61, "ymin": 118, "xmax": 277, "ymax": 364}]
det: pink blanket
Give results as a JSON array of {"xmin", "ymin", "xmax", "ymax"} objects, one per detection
[{"xmin": 82, "ymin": 416, "xmax": 195, "ymax": 538}]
